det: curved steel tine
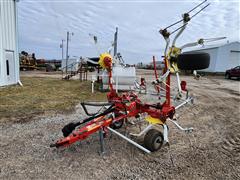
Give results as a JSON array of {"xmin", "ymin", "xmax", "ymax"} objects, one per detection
[
  {"xmin": 162, "ymin": 0, "xmax": 208, "ymax": 31},
  {"xmin": 164, "ymin": 19, "xmax": 183, "ymax": 30},
  {"xmin": 190, "ymin": 3, "xmax": 210, "ymax": 19},
  {"xmin": 187, "ymin": 0, "xmax": 207, "ymax": 14},
  {"xmin": 170, "ymin": 24, "xmax": 187, "ymax": 35},
  {"xmin": 203, "ymin": 37, "xmax": 226, "ymax": 42}
]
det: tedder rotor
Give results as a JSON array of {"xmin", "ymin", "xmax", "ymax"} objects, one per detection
[{"xmin": 51, "ymin": 0, "xmax": 215, "ymax": 154}]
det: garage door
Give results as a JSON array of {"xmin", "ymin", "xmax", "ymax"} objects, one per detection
[{"xmin": 230, "ymin": 51, "xmax": 240, "ymax": 67}]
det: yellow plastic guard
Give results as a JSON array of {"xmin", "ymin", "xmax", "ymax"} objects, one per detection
[
  {"xmin": 145, "ymin": 116, "xmax": 164, "ymax": 125},
  {"xmin": 168, "ymin": 47, "xmax": 181, "ymax": 73},
  {"xmin": 170, "ymin": 63, "xmax": 179, "ymax": 73},
  {"xmin": 98, "ymin": 53, "xmax": 112, "ymax": 69},
  {"xmin": 168, "ymin": 47, "xmax": 181, "ymax": 57}
]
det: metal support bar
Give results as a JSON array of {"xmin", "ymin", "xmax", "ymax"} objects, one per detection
[
  {"xmin": 175, "ymin": 97, "xmax": 193, "ymax": 110},
  {"xmin": 176, "ymin": 72, "xmax": 182, "ymax": 94},
  {"xmin": 168, "ymin": 119, "xmax": 193, "ymax": 133},
  {"xmin": 130, "ymin": 124, "xmax": 153, "ymax": 137},
  {"xmin": 158, "ymin": 69, "xmax": 170, "ymax": 83},
  {"xmin": 163, "ymin": 124, "xmax": 169, "ymax": 143},
  {"xmin": 107, "ymin": 127, "xmax": 151, "ymax": 154}
]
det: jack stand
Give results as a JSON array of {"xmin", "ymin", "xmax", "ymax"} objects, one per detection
[{"xmin": 98, "ymin": 127, "xmax": 106, "ymax": 155}]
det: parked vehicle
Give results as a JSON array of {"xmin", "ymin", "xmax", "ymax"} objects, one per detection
[{"xmin": 225, "ymin": 66, "xmax": 240, "ymax": 79}]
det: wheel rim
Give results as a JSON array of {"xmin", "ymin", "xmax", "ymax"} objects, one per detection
[{"xmin": 153, "ymin": 136, "xmax": 163, "ymax": 150}]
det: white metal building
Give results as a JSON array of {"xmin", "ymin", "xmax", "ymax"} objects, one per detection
[
  {"xmin": 185, "ymin": 41, "xmax": 240, "ymax": 72},
  {"xmin": 0, "ymin": 0, "xmax": 20, "ymax": 86}
]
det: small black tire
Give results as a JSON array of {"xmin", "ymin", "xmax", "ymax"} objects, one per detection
[
  {"xmin": 177, "ymin": 52, "xmax": 210, "ymax": 70},
  {"xmin": 225, "ymin": 73, "xmax": 231, "ymax": 79},
  {"xmin": 144, "ymin": 129, "xmax": 164, "ymax": 152}
]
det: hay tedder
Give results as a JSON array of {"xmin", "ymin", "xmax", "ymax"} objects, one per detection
[{"xmin": 50, "ymin": 1, "xmax": 221, "ymax": 153}]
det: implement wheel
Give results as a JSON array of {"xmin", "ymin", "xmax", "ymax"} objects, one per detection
[
  {"xmin": 225, "ymin": 73, "xmax": 231, "ymax": 79},
  {"xmin": 144, "ymin": 129, "xmax": 164, "ymax": 152}
]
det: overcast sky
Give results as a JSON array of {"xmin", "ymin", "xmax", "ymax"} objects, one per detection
[{"xmin": 18, "ymin": 0, "xmax": 240, "ymax": 63}]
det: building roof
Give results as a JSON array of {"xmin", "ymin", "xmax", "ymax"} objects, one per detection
[{"xmin": 184, "ymin": 41, "xmax": 240, "ymax": 52}]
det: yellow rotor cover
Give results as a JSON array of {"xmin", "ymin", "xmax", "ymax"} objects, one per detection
[
  {"xmin": 98, "ymin": 53, "xmax": 113, "ymax": 69},
  {"xmin": 145, "ymin": 116, "xmax": 164, "ymax": 125},
  {"xmin": 167, "ymin": 46, "xmax": 181, "ymax": 73}
]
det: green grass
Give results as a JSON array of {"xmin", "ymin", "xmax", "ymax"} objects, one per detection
[{"xmin": 0, "ymin": 77, "xmax": 106, "ymax": 123}]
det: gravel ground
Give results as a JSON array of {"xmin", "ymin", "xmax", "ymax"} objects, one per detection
[{"xmin": 0, "ymin": 73, "xmax": 240, "ymax": 179}]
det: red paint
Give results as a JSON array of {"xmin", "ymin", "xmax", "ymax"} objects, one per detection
[{"xmin": 53, "ymin": 55, "xmax": 176, "ymax": 148}]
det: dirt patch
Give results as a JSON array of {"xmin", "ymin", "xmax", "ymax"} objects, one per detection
[
  {"xmin": 0, "ymin": 72, "xmax": 240, "ymax": 179},
  {"xmin": 217, "ymin": 87, "xmax": 240, "ymax": 96}
]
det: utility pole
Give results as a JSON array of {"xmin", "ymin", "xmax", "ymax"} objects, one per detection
[
  {"xmin": 66, "ymin": 32, "xmax": 69, "ymax": 74},
  {"xmin": 60, "ymin": 39, "xmax": 65, "ymax": 61},
  {"xmin": 65, "ymin": 31, "xmax": 74, "ymax": 74},
  {"xmin": 114, "ymin": 27, "xmax": 118, "ymax": 56}
]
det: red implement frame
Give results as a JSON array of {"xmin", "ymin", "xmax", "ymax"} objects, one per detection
[
  {"xmin": 51, "ymin": 55, "xmax": 175, "ymax": 148},
  {"xmin": 51, "ymin": 0, "xmax": 210, "ymax": 152}
]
